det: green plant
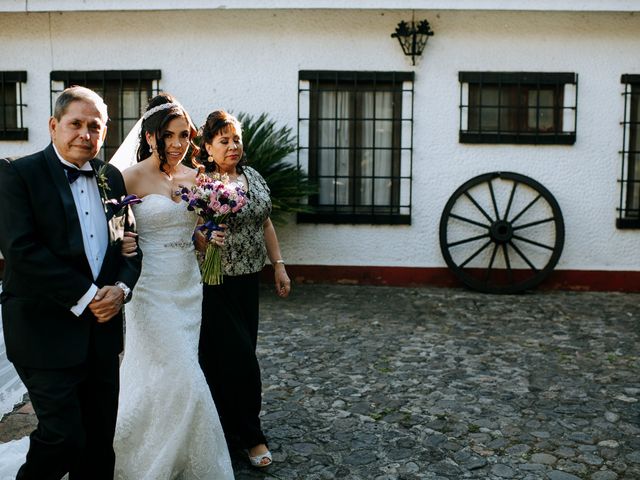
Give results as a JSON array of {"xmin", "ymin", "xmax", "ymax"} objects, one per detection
[{"xmin": 237, "ymin": 112, "xmax": 316, "ymax": 225}]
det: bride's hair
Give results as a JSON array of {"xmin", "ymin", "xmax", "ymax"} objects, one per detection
[
  {"xmin": 138, "ymin": 93, "xmax": 200, "ymax": 172},
  {"xmin": 197, "ymin": 110, "xmax": 246, "ymax": 174}
]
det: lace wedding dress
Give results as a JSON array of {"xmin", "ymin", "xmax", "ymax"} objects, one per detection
[
  {"xmin": 0, "ymin": 300, "xmax": 28, "ymax": 480},
  {"xmin": 114, "ymin": 194, "xmax": 234, "ymax": 480}
]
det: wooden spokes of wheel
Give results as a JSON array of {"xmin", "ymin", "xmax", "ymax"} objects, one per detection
[{"xmin": 439, "ymin": 172, "xmax": 564, "ymax": 294}]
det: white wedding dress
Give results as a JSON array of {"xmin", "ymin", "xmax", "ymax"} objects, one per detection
[
  {"xmin": 0, "ymin": 283, "xmax": 29, "ymax": 479},
  {"xmin": 114, "ymin": 194, "xmax": 234, "ymax": 480}
]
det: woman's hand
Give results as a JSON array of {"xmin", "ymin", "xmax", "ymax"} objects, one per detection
[
  {"xmin": 193, "ymin": 229, "xmax": 208, "ymax": 252},
  {"xmin": 210, "ymin": 225, "xmax": 226, "ymax": 247},
  {"xmin": 121, "ymin": 231, "xmax": 138, "ymax": 257},
  {"xmin": 194, "ymin": 224, "xmax": 226, "ymax": 252},
  {"xmin": 263, "ymin": 217, "xmax": 290, "ymax": 298},
  {"xmin": 274, "ymin": 264, "xmax": 291, "ymax": 298}
]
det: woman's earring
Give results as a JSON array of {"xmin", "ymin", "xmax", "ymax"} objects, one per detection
[
  {"xmin": 149, "ymin": 145, "xmax": 153, "ymax": 153},
  {"xmin": 207, "ymin": 155, "xmax": 214, "ymax": 163}
]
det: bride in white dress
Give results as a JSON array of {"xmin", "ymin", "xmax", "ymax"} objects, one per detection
[{"xmin": 112, "ymin": 93, "xmax": 234, "ymax": 479}]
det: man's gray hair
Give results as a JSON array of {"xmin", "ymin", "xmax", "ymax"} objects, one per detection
[{"xmin": 53, "ymin": 86, "xmax": 108, "ymax": 122}]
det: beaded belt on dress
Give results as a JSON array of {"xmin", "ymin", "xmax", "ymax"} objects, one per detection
[{"xmin": 163, "ymin": 241, "xmax": 193, "ymax": 249}]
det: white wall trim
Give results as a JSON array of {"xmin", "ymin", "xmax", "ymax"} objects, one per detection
[{"xmin": 1, "ymin": 0, "xmax": 639, "ymax": 13}]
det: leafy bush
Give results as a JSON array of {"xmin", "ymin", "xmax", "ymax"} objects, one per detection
[{"xmin": 238, "ymin": 112, "xmax": 316, "ymax": 225}]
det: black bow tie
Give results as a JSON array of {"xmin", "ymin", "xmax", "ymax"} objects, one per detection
[{"xmin": 61, "ymin": 163, "xmax": 94, "ymax": 184}]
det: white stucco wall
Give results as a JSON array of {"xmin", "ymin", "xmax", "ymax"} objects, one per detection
[
  {"xmin": 1, "ymin": 9, "xmax": 639, "ymax": 271},
  {"xmin": 1, "ymin": 0, "xmax": 639, "ymax": 12}
]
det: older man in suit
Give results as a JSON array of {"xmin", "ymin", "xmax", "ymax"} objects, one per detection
[{"xmin": 0, "ymin": 86, "xmax": 142, "ymax": 479}]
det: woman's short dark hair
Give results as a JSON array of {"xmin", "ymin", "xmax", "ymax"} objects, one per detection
[{"xmin": 198, "ymin": 110, "xmax": 245, "ymax": 174}]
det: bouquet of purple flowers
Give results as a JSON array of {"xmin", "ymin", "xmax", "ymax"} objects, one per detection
[{"xmin": 178, "ymin": 173, "xmax": 248, "ymax": 285}]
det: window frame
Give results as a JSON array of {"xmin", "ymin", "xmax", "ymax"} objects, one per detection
[
  {"xmin": 617, "ymin": 74, "xmax": 640, "ymax": 229},
  {"xmin": 50, "ymin": 70, "xmax": 161, "ymax": 161},
  {"xmin": 0, "ymin": 71, "xmax": 28, "ymax": 141},
  {"xmin": 459, "ymin": 71, "xmax": 578, "ymax": 145},
  {"xmin": 297, "ymin": 70, "xmax": 414, "ymax": 225}
]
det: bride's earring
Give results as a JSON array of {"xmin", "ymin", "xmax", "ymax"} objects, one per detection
[
  {"xmin": 207, "ymin": 155, "xmax": 214, "ymax": 163},
  {"xmin": 149, "ymin": 145, "xmax": 154, "ymax": 153}
]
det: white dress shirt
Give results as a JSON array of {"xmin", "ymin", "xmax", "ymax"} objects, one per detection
[{"xmin": 53, "ymin": 145, "xmax": 108, "ymax": 316}]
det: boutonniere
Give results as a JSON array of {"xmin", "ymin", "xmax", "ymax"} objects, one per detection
[
  {"xmin": 96, "ymin": 164, "xmax": 111, "ymax": 199},
  {"xmin": 95, "ymin": 164, "xmax": 142, "ymax": 216},
  {"xmin": 93, "ymin": 163, "xmax": 143, "ymax": 245},
  {"xmin": 105, "ymin": 194, "xmax": 143, "ymax": 217}
]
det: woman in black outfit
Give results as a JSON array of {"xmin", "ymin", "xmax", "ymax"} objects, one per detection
[{"xmin": 197, "ymin": 110, "xmax": 291, "ymax": 468}]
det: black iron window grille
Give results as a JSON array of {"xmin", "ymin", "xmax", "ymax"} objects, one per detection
[
  {"xmin": 50, "ymin": 70, "xmax": 161, "ymax": 161},
  {"xmin": 617, "ymin": 75, "xmax": 640, "ymax": 228},
  {"xmin": 459, "ymin": 72, "xmax": 577, "ymax": 145},
  {"xmin": 297, "ymin": 71, "xmax": 414, "ymax": 224},
  {"xmin": 0, "ymin": 71, "xmax": 28, "ymax": 141}
]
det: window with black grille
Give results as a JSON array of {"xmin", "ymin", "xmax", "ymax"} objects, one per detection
[
  {"xmin": 459, "ymin": 72, "xmax": 577, "ymax": 145},
  {"xmin": 297, "ymin": 71, "xmax": 414, "ymax": 224},
  {"xmin": 617, "ymin": 75, "xmax": 640, "ymax": 228},
  {"xmin": 50, "ymin": 70, "xmax": 160, "ymax": 161},
  {"xmin": 0, "ymin": 71, "xmax": 27, "ymax": 141}
]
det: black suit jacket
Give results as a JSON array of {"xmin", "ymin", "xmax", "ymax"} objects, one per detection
[{"xmin": 0, "ymin": 144, "xmax": 142, "ymax": 368}]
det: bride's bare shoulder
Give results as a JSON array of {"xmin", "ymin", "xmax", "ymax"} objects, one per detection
[
  {"xmin": 122, "ymin": 162, "xmax": 140, "ymax": 180},
  {"xmin": 123, "ymin": 161, "xmax": 150, "ymax": 193}
]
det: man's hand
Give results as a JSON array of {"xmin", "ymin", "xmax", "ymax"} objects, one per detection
[
  {"xmin": 89, "ymin": 286, "xmax": 125, "ymax": 323},
  {"xmin": 121, "ymin": 231, "xmax": 138, "ymax": 257}
]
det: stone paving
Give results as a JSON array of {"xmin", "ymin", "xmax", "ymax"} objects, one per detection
[{"xmin": 1, "ymin": 284, "xmax": 639, "ymax": 479}]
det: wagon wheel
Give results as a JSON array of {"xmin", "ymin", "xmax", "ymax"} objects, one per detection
[{"xmin": 439, "ymin": 172, "xmax": 564, "ymax": 294}]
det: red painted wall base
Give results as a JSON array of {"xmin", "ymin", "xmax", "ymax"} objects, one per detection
[
  {"xmin": 2, "ymin": 259, "xmax": 637, "ymax": 292},
  {"xmin": 262, "ymin": 265, "xmax": 640, "ymax": 293}
]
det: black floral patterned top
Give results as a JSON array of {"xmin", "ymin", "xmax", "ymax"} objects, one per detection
[{"xmin": 221, "ymin": 166, "xmax": 272, "ymax": 276}]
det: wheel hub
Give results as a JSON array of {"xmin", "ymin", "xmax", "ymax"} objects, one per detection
[{"xmin": 489, "ymin": 220, "xmax": 513, "ymax": 244}]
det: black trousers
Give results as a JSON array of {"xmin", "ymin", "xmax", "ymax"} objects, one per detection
[
  {"xmin": 199, "ymin": 271, "xmax": 267, "ymax": 450},
  {"xmin": 13, "ymin": 335, "xmax": 120, "ymax": 480}
]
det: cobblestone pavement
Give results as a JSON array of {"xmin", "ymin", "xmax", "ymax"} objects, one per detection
[{"xmin": 2, "ymin": 284, "xmax": 639, "ymax": 479}]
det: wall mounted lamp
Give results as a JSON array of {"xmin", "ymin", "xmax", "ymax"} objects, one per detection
[{"xmin": 391, "ymin": 19, "xmax": 434, "ymax": 66}]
